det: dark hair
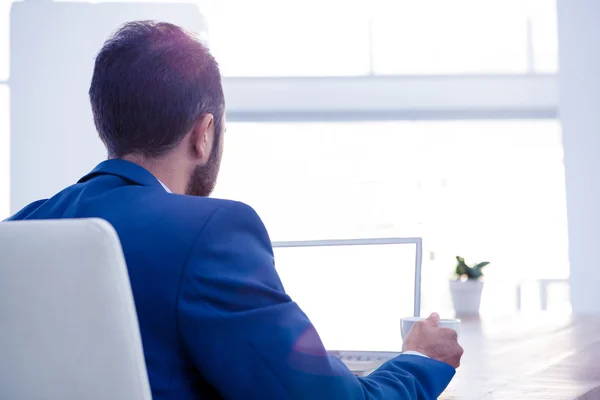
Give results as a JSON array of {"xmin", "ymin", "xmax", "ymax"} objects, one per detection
[{"xmin": 89, "ymin": 21, "xmax": 224, "ymax": 158}]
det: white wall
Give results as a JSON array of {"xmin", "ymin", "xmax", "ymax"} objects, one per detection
[
  {"xmin": 557, "ymin": 0, "xmax": 600, "ymax": 314},
  {"xmin": 9, "ymin": 1, "xmax": 207, "ymax": 213}
]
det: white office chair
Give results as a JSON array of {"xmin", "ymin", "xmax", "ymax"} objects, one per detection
[{"xmin": 0, "ymin": 218, "xmax": 152, "ymax": 400}]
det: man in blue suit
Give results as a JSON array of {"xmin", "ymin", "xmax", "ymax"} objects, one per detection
[{"xmin": 6, "ymin": 21, "xmax": 462, "ymax": 399}]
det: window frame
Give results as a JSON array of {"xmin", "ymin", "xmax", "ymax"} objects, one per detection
[{"xmin": 223, "ymin": 74, "xmax": 558, "ymax": 122}]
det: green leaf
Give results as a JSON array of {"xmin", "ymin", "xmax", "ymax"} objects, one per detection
[
  {"xmin": 454, "ymin": 256, "xmax": 490, "ymax": 279},
  {"xmin": 468, "ymin": 267, "xmax": 483, "ymax": 280},
  {"xmin": 474, "ymin": 261, "xmax": 490, "ymax": 270}
]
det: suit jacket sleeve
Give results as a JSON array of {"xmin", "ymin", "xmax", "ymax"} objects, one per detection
[{"xmin": 177, "ymin": 201, "xmax": 455, "ymax": 399}]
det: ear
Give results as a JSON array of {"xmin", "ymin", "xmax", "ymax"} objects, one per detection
[{"xmin": 190, "ymin": 113, "xmax": 215, "ymax": 164}]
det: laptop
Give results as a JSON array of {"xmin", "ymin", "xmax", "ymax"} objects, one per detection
[{"xmin": 272, "ymin": 237, "xmax": 423, "ymax": 376}]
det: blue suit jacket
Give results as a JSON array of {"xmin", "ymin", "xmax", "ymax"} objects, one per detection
[{"xmin": 6, "ymin": 160, "xmax": 455, "ymax": 399}]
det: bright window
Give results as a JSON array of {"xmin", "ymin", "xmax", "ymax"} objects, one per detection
[
  {"xmin": 372, "ymin": 0, "xmax": 529, "ymax": 74},
  {"xmin": 213, "ymin": 120, "xmax": 569, "ymax": 315},
  {"xmin": 206, "ymin": 0, "xmax": 371, "ymax": 77},
  {"xmin": 528, "ymin": 0, "xmax": 559, "ymax": 73},
  {"xmin": 208, "ymin": 0, "xmax": 558, "ymax": 76}
]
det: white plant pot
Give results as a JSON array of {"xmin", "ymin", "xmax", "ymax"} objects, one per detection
[{"xmin": 449, "ymin": 280, "xmax": 484, "ymax": 316}]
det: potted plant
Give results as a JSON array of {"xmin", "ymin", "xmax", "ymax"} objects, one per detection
[{"xmin": 450, "ymin": 256, "xmax": 490, "ymax": 316}]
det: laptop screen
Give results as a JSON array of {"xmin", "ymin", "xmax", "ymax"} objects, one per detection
[{"xmin": 273, "ymin": 242, "xmax": 419, "ymax": 352}]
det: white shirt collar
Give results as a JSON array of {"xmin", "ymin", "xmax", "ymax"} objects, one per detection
[{"xmin": 158, "ymin": 180, "xmax": 172, "ymax": 193}]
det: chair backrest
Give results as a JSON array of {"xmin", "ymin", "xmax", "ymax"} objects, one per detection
[{"xmin": 0, "ymin": 218, "xmax": 151, "ymax": 400}]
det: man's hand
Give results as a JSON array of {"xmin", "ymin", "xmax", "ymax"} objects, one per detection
[{"xmin": 402, "ymin": 312, "xmax": 464, "ymax": 368}]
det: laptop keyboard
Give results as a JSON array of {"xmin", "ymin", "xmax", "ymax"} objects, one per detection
[
  {"xmin": 336, "ymin": 354, "xmax": 389, "ymax": 363},
  {"xmin": 330, "ymin": 351, "xmax": 400, "ymax": 376}
]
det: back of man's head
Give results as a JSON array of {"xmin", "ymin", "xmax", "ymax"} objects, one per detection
[{"xmin": 89, "ymin": 20, "xmax": 224, "ymax": 159}]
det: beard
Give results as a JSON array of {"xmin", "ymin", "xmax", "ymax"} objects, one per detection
[
  {"xmin": 185, "ymin": 114, "xmax": 224, "ymax": 197},
  {"xmin": 185, "ymin": 144, "xmax": 222, "ymax": 197}
]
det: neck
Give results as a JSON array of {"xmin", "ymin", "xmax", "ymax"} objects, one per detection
[{"xmin": 120, "ymin": 154, "xmax": 188, "ymax": 195}]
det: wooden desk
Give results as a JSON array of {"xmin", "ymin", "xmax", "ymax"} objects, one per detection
[{"xmin": 441, "ymin": 315, "xmax": 600, "ymax": 399}]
